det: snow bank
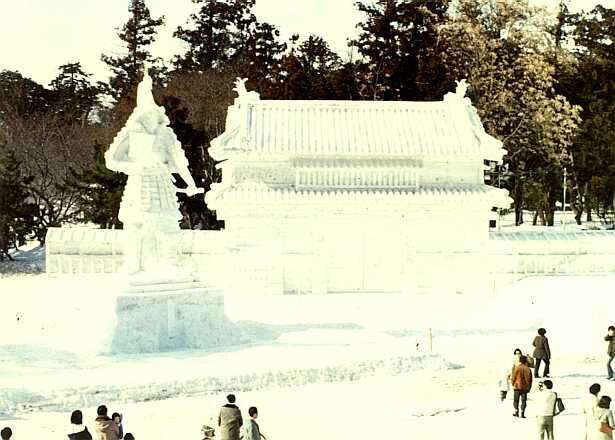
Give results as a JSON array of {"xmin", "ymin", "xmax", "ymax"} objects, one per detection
[
  {"xmin": 0, "ymin": 351, "xmax": 452, "ymax": 415},
  {"xmin": 0, "ymin": 275, "xmax": 121, "ymax": 355}
]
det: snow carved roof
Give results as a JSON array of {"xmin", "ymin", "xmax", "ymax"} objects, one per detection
[{"xmin": 210, "ymin": 80, "xmax": 505, "ymax": 162}]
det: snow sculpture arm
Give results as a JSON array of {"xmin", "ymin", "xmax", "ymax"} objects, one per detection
[
  {"xmin": 167, "ymin": 137, "xmax": 203, "ymax": 197},
  {"xmin": 105, "ymin": 129, "xmax": 143, "ymax": 175}
]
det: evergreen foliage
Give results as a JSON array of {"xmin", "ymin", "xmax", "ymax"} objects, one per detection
[
  {"xmin": 173, "ymin": 0, "xmax": 256, "ymax": 72},
  {"xmin": 101, "ymin": 0, "xmax": 165, "ymax": 102},
  {"xmin": 0, "ymin": 145, "xmax": 37, "ymax": 260},
  {"xmin": 352, "ymin": 0, "xmax": 449, "ymax": 100}
]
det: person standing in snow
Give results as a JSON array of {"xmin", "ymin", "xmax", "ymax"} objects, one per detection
[
  {"xmin": 512, "ymin": 355, "xmax": 533, "ymax": 418},
  {"xmin": 218, "ymin": 394, "xmax": 243, "ymax": 440},
  {"xmin": 241, "ymin": 407, "xmax": 266, "ymax": 440},
  {"xmin": 592, "ymin": 396, "xmax": 615, "ymax": 440},
  {"xmin": 533, "ymin": 328, "xmax": 551, "ymax": 378},
  {"xmin": 585, "ymin": 384, "xmax": 602, "ymax": 440},
  {"xmin": 69, "ymin": 409, "xmax": 93, "ymax": 440},
  {"xmin": 0, "ymin": 427, "xmax": 12, "ymax": 440},
  {"xmin": 535, "ymin": 380, "xmax": 557, "ymax": 440},
  {"xmin": 605, "ymin": 327, "xmax": 615, "ymax": 380},
  {"xmin": 111, "ymin": 413, "xmax": 123, "ymax": 439},
  {"xmin": 94, "ymin": 405, "xmax": 119, "ymax": 440},
  {"xmin": 498, "ymin": 367, "xmax": 511, "ymax": 401}
]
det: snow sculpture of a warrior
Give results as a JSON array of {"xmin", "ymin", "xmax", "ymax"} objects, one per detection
[{"xmin": 105, "ymin": 71, "xmax": 203, "ymax": 274}]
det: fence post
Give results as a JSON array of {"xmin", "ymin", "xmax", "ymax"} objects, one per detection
[{"xmin": 428, "ymin": 327, "xmax": 433, "ymax": 353}]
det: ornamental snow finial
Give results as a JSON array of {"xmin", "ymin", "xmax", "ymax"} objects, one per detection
[
  {"xmin": 233, "ymin": 78, "xmax": 249, "ymax": 96},
  {"xmin": 455, "ymin": 79, "xmax": 469, "ymax": 98},
  {"xmin": 232, "ymin": 77, "xmax": 260, "ymax": 101}
]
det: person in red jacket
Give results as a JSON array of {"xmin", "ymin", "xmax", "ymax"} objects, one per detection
[{"xmin": 512, "ymin": 355, "xmax": 533, "ymax": 418}]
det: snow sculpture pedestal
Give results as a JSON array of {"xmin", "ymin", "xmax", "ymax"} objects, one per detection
[
  {"xmin": 111, "ymin": 278, "xmax": 239, "ymax": 354},
  {"xmin": 102, "ymin": 71, "xmax": 236, "ymax": 354}
]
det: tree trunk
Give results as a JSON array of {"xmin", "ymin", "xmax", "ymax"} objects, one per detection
[
  {"xmin": 533, "ymin": 210, "xmax": 538, "ymax": 226},
  {"xmin": 540, "ymin": 209, "xmax": 548, "ymax": 226},
  {"xmin": 514, "ymin": 177, "xmax": 524, "ymax": 226}
]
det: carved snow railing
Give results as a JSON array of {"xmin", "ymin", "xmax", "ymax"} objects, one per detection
[{"xmin": 295, "ymin": 160, "xmax": 421, "ymax": 190}]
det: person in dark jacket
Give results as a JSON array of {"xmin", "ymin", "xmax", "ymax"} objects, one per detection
[
  {"xmin": 69, "ymin": 410, "xmax": 93, "ymax": 440},
  {"xmin": 218, "ymin": 394, "xmax": 243, "ymax": 440},
  {"xmin": 0, "ymin": 427, "xmax": 12, "ymax": 440},
  {"xmin": 512, "ymin": 355, "xmax": 533, "ymax": 418},
  {"xmin": 533, "ymin": 328, "xmax": 551, "ymax": 378},
  {"xmin": 606, "ymin": 326, "xmax": 615, "ymax": 380}
]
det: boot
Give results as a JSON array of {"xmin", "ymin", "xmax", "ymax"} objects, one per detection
[
  {"xmin": 513, "ymin": 411, "xmax": 519, "ymax": 417},
  {"xmin": 521, "ymin": 411, "xmax": 526, "ymax": 418}
]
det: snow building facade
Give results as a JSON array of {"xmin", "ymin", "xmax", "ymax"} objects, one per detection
[{"xmin": 204, "ymin": 80, "xmax": 510, "ymax": 295}]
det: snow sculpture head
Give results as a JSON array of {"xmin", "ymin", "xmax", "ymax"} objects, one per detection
[{"xmin": 137, "ymin": 70, "xmax": 157, "ymax": 109}]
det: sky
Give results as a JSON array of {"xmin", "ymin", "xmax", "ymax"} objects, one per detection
[{"xmin": 1, "ymin": 0, "xmax": 614, "ymax": 86}]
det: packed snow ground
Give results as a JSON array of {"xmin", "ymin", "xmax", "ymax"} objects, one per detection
[{"xmin": 2, "ymin": 269, "xmax": 615, "ymax": 438}]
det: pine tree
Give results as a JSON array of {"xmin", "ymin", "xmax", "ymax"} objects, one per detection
[
  {"xmin": 0, "ymin": 145, "xmax": 37, "ymax": 260},
  {"xmin": 239, "ymin": 21, "xmax": 287, "ymax": 96},
  {"xmin": 71, "ymin": 142, "xmax": 126, "ymax": 229},
  {"xmin": 173, "ymin": 0, "xmax": 256, "ymax": 72},
  {"xmin": 275, "ymin": 35, "xmax": 343, "ymax": 100},
  {"xmin": 352, "ymin": 0, "xmax": 449, "ymax": 100},
  {"xmin": 0, "ymin": 70, "xmax": 51, "ymax": 121},
  {"xmin": 101, "ymin": 0, "xmax": 165, "ymax": 102},
  {"xmin": 49, "ymin": 62, "xmax": 100, "ymax": 125}
]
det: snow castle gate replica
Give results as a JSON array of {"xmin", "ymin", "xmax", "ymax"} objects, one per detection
[
  {"xmin": 46, "ymin": 77, "xmax": 615, "ymax": 295},
  {"xmin": 204, "ymin": 79, "xmax": 510, "ymax": 295}
]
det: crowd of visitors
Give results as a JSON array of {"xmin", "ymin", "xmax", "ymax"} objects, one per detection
[
  {"xmin": 501, "ymin": 326, "xmax": 615, "ymax": 439},
  {"xmin": 5, "ymin": 326, "xmax": 615, "ymax": 439},
  {"xmin": 0, "ymin": 393, "xmax": 265, "ymax": 440}
]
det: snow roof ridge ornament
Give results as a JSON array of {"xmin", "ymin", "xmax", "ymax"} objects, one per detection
[
  {"xmin": 233, "ymin": 77, "xmax": 260, "ymax": 102},
  {"xmin": 443, "ymin": 78, "xmax": 471, "ymax": 104},
  {"xmin": 455, "ymin": 79, "xmax": 469, "ymax": 99}
]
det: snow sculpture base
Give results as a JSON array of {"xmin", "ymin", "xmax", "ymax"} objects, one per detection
[{"xmin": 111, "ymin": 278, "xmax": 240, "ymax": 354}]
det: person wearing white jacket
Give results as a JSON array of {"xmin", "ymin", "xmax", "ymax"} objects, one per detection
[
  {"xmin": 592, "ymin": 396, "xmax": 615, "ymax": 440},
  {"xmin": 535, "ymin": 380, "xmax": 557, "ymax": 440},
  {"xmin": 241, "ymin": 407, "xmax": 266, "ymax": 440},
  {"xmin": 585, "ymin": 384, "xmax": 602, "ymax": 440}
]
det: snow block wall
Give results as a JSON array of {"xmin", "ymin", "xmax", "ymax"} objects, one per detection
[{"xmin": 111, "ymin": 290, "xmax": 240, "ymax": 354}]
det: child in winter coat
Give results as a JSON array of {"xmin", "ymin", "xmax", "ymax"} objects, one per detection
[{"xmin": 498, "ymin": 369, "xmax": 510, "ymax": 401}]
